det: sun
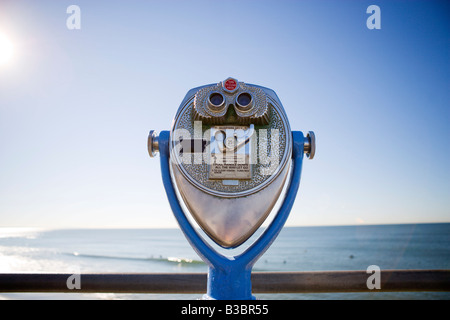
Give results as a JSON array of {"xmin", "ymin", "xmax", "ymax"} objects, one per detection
[{"xmin": 0, "ymin": 33, "xmax": 14, "ymax": 66}]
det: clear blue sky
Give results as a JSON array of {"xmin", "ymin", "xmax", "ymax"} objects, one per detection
[{"xmin": 0, "ymin": 0, "xmax": 449, "ymax": 228}]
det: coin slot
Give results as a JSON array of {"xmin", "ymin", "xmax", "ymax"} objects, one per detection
[{"xmin": 179, "ymin": 138, "xmax": 207, "ymax": 154}]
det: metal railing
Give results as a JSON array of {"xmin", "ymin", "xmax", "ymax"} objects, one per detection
[{"xmin": 1, "ymin": 270, "xmax": 449, "ymax": 294}]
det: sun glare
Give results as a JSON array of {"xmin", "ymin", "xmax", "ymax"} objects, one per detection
[{"xmin": 0, "ymin": 33, "xmax": 14, "ymax": 65}]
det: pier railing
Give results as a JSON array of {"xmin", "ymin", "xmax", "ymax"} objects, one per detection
[{"xmin": 0, "ymin": 270, "xmax": 449, "ymax": 294}]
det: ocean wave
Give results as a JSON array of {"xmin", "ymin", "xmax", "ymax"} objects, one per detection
[{"xmin": 66, "ymin": 252, "xmax": 205, "ymax": 266}]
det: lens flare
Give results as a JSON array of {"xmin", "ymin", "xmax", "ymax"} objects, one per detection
[{"xmin": 0, "ymin": 33, "xmax": 14, "ymax": 65}]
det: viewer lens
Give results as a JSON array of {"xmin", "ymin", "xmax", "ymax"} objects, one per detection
[
  {"xmin": 237, "ymin": 93, "xmax": 251, "ymax": 107},
  {"xmin": 236, "ymin": 92, "xmax": 253, "ymax": 111},
  {"xmin": 209, "ymin": 93, "xmax": 224, "ymax": 107}
]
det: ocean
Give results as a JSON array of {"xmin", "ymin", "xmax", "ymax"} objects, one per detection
[{"xmin": 0, "ymin": 223, "xmax": 449, "ymax": 300}]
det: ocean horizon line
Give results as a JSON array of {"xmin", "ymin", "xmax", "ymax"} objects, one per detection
[{"xmin": 1, "ymin": 221, "xmax": 449, "ymax": 232}]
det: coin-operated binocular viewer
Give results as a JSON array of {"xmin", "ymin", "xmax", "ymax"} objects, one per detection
[{"xmin": 148, "ymin": 77, "xmax": 315, "ymax": 300}]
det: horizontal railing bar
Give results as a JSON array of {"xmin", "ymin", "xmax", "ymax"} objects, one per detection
[
  {"xmin": 0, "ymin": 270, "xmax": 449, "ymax": 294},
  {"xmin": 252, "ymin": 270, "xmax": 450, "ymax": 293}
]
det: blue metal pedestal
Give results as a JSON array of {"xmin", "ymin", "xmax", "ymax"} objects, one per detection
[{"xmin": 158, "ymin": 130, "xmax": 305, "ymax": 300}]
